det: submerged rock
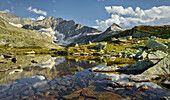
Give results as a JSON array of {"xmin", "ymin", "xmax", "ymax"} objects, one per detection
[
  {"xmin": 107, "ymin": 82, "xmax": 134, "ymax": 88},
  {"xmin": 128, "ymin": 75, "xmax": 151, "ymax": 82},
  {"xmin": 136, "ymin": 85, "xmax": 149, "ymax": 91}
]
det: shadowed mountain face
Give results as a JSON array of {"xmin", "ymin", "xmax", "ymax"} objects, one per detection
[{"xmin": 0, "ymin": 11, "xmax": 125, "ymax": 45}]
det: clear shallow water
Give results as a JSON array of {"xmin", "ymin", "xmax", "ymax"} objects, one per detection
[{"xmin": 0, "ymin": 55, "xmax": 169, "ymax": 100}]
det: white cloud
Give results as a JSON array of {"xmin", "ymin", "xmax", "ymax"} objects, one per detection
[
  {"xmin": 28, "ymin": 17, "xmax": 36, "ymax": 20},
  {"xmin": 27, "ymin": 6, "xmax": 47, "ymax": 16},
  {"xmin": 37, "ymin": 16, "xmax": 45, "ymax": 20},
  {"xmin": 94, "ymin": 6, "xmax": 170, "ymax": 31},
  {"xmin": 3, "ymin": 9, "xmax": 10, "ymax": 13},
  {"xmin": 28, "ymin": 16, "xmax": 45, "ymax": 21}
]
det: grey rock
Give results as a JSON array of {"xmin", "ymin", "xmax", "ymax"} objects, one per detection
[
  {"xmin": 132, "ymin": 31, "xmax": 151, "ymax": 38},
  {"xmin": 136, "ymin": 85, "xmax": 149, "ymax": 91},
  {"xmin": 146, "ymin": 40, "xmax": 168, "ymax": 51},
  {"xmin": 107, "ymin": 82, "xmax": 134, "ymax": 87},
  {"xmin": 119, "ymin": 60, "xmax": 153, "ymax": 71},
  {"xmin": 126, "ymin": 36, "xmax": 132, "ymax": 40},
  {"xmin": 162, "ymin": 79, "xmax": 170, "ymax": 89},
  {"xmin": 94, "ymin": 42, "xmax": 107, "ymax": 50},
  {"xmin": 135, "ymin": 51, "xmax": 148, "ymax": 59},
  {"xmin": 150, "ymin": 36, "xmax": 156, "ymax": 39},
  {"xmin": 111, "ymin": 37, "xmax": 118, "ymax": 42},
  {"xmin": 118, "ymin": 37, "xmax": 127, "ymax": 42},
  {"xmin": 128, "ymin": 75, "xmax": 151, "ymax": 82},
  {"xmin": 147, "ymin": 50, "xmax": 168, "ymax": 60},
  {"xmin": 143, "ymin": 54, "xmax": 170, "ymax": 75}
]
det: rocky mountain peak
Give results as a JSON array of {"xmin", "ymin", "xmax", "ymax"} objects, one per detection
[{"xmin": 105, "ymin": 23, "xmax": 125, "ymax": 33}]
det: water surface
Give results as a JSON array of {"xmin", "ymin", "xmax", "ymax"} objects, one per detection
[{"xmin": 0, "ymin": 55, "xmax": 169, "ymax": 99}]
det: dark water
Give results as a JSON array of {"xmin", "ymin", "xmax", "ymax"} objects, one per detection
[{"xmin": 0, "ymin": 55, "xmax": 169, "ymax": 100}]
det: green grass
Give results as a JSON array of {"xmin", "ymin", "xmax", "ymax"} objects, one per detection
[
  {"xmin": 0, "ymin": 17, "xmax": 60, "ymax": 49},
  {"xmin": 104, "ymin": 25, "xmax": 170, "ymax": 41}
]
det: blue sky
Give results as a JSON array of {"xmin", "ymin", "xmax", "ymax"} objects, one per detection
[{"xmin": 0, "ymin": 0, "xmax": 170, "ymax": 31}]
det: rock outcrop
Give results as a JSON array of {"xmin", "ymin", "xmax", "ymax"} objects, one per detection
[
  {"xmin": 142, "ymin": 54, "xmax": 170, "ymax": 75},
  {"xmin": 146, "ymin": 40, "xmax": 168, "ymax": 51}
]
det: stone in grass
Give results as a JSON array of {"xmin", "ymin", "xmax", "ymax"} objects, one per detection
[
  {"xmin": 94, "ymin": 42, "xmax": 107, "ymax": 50},
  {"xmin": 146, "ymin": 40, "xmax": 168, "ymax": 51}
]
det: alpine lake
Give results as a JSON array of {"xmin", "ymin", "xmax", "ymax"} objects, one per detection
[{"xmin": 0, "ymin": 53, "xmax": 169, "ymax": 100}]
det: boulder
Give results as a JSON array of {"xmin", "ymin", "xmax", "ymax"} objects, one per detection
[
  {"xmin": 147, "ymin": 50, "xmax": 168, "ymax": 60},
  {"xmin": 111, "ymin": 37, "xmax": 118, "ymax": 42},
  {"xmin": 0, "ymin": 54, "xmax": 4, "ymax": 59},
  {"xmin": 118, "ymin": 37, "xmax": 127, "ymax": 42},
  {"xmin": 132, "ymin": 31, "xmax": 151, "ymax": 38},
  {"xmin": 135, "ymin": 51, "xmax": 148, "ymax": 59},
  {"xmin": 24, "ymin": 50, "xmax": 35, "ymax": 54},
  {"xmin": 3, "ymin": 54, "xmax": 13, "ymax": 58},
  {"xmin": 126, "ymin": 36, "xmax": 132, "ymax": 40},
  {"xmin": 146, "ymin": 40, "xmax": 168, "ymax": 51},
  {"xmin": 150, "ymin": 36, "xmax": 156, "ymax": 39},
  {"xmin": 75, "ymin": 43, "xmax": 79, "ymax": 47},
  {"xmin": 11, "ymin": 57, "xmax": 17, "ymax": 63},
  {"xmin": 161, "ymin": 79, "xmax": 170, "ymax": 89},
  {"xmin": 136, "ymin": 85, "xmax": 149, "ymax": 91},
  {"xmin": 94, "ymin": 42, "xmax": 107, "ymax": 50},
  {"xmin": 88, "ymin": 41, "xmax": 92, "ymax": 45},
  {"xmin": 142, "ymin": 54, "xmax": 170, "ymax": 75},
  {"xmin": 4, "ymin": 43, "xmax": 12, "ymax": 46},
  {"xmin": 73, "ymin": 52, "xmax": 80, "ymax": 56},
  {"xmin": 118, "ymin": 60, "xmax": 153, "ymax": 72},
  {"xmin": 31, "ymin": 60, "xmax": 38, "ymax": 64},
  {"xmin": 168, "ymin": 42, "xmax": 170, "ymax": 47}
]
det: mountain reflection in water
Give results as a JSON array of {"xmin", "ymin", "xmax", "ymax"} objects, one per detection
[{"xmin": 0, "ymin": 55, "xmax": 169, "ymax": 100}]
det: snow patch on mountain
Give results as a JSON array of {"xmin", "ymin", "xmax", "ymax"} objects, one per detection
[
  {"xmin": 9, "ymin": 22, "xmax": 23, "ymax": 28},
  {"xmin": 33, "ymin": 28, "xmax": 56, "ymax": 41}
]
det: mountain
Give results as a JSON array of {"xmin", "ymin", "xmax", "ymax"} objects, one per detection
[
  {"xmin": 0, "ymin": 11, "xmax": 125, "ymax": 45},
  {"xmin": 0, "ymin": 11, "xmax": 101, "ymax": 45},
  {"xmin": 74, "ymin": 23, "xmax": 125, "ymax": 44},
  {"xmin": 104, "ymin": 25, "xmax": 170, "ymax": 40},
  {"xmin": 0, "ymin": 17, "xmax": 59, "ymax": 48}
]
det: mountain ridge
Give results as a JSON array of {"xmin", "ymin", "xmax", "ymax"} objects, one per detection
[{"xmin": 0, "ymin": 11, "xmax": 125, "ymax": 45}]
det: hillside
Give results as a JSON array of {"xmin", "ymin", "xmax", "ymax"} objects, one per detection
[
  {"xmin": 0, "ymin": 17, "xmax": 59, "ymax": 48},
  {"xmin": 104, "ymin": 25, "xmax": 170, "ymax": 41}
]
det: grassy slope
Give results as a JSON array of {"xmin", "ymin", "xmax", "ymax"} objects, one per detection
[
  {"xmin": 104, "ymin": 25, "xmax": 170, "ymax": 41},
  {"xmin": 0, "ymin": 17, "xmax": 59, "ymax": 48}
]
